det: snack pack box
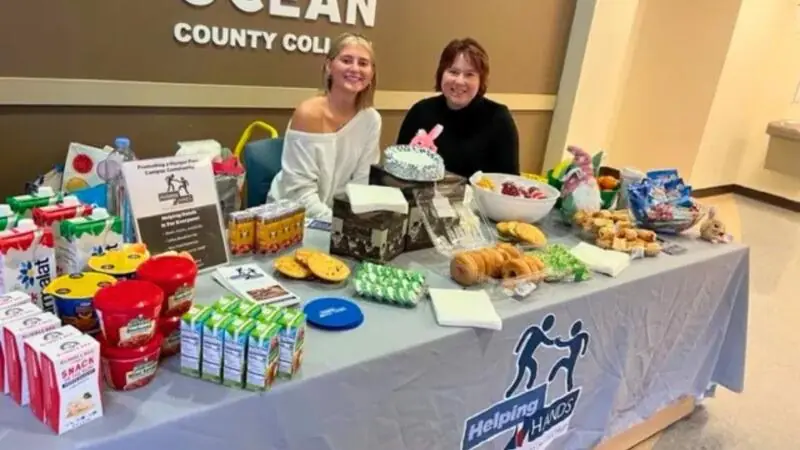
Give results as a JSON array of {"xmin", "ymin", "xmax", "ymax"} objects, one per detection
[
  {"xmin": 39, "ymin": 334, "xmax": 103, "ymax": 435},
  {"xmin": 0, "ymin": 291, "xmax": 32, "ymax": 310},
  {"xmin": 179, "ymin": 304, "xmax": 213, "ymax": 378},
  {"xmin": 245, "ymin": 321, "xmax": 281, "ymax": 391},
  {"xmin": 200, "ymin": 311, "xmax": 235, "ymax": 383},
  {"xmin": 255, "ymin": 201, "xmax": 305, "ymax": 254},
  {"xmin": 0, "ymin": 204, "xmax": 20, "ymax": 232},
  {"xmin": 228, "ymin": 210, "xmax": 256, "ymax": 255},
  {"xmin": 24, "ymin": 325, "xmax": 82, "ymax": 423},
  {"xmin": 3, "ymin": 312, "xmax": 61, "ymax": 405},
  {"xmin": 276, "ymin": 309, "xmax": 305, "ymax": 378},
  {"xmin": 32, "ymin": 196, "xmax": 93, "ymax": 276},
  {"xmin": 0, "ymin": 302, "xmax": 43, "ymax": 393},
  {"xmin": 58, "ymin": 208, "xmax": 122, "ymax": 275},
  {"xmin": 0, "ymin": 219, "xmax": 57, "ymax": 313},
  {"xmin": 212, "ymin": 295, "xmax": 241, "ymax": 314},
  {"xmin": 7, "ymin": 187, "xmax": 62, "ymax": 218},
  {"xmin": 222, "ymin": 316, "xmax": 256, "ymax": 388}
]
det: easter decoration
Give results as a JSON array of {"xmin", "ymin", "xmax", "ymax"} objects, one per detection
[
  {"xmin": 699, "ymin": 207, "xmax": 732, "ymax": 244},
  {"xmin": 409, "ymin": 124, "xmax": 443, "ymax": 153},
  {"xmin": 559, "ymin": 146, "xmax": 603, "ymax": 223}
]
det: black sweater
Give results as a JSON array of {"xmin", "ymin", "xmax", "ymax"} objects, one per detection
[{"xmin": 396, "ymin": 95, "xmax": 520, "ymax": 178}]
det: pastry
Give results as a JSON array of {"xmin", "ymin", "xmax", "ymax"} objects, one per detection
[
  {"xmin": 497, "ymin": 243, "xmax": 523, "ymax": 259},
  {"xmin": 274, "ymin": 255, "xmax": 312, "ymax": 279},
  {"xmin": 306, "ymin": 253, "xmax": 351, "ymax": 283},
  {"xmin": 294, "ymin": 248, "xmax": 319, "ymax": 265},
  {"xmin": 501, "ymin": 258, "xmax": 532, "ymax": 280},
  {"xmin": 644, "ymin": 242, "xmax": 662, "ymax": 257},
  {"xmin": 636, "ymin": 229, "xmax": 656, "ymax": 243},
  {"xmin": 484, "ymin": 248, "xmax": 505, "ymax": 278},
  {"xmin": 523, "ymin": 254, "xmax": 545, "ymax": 272},
  {"xmin": 596, "ymin": 239, "xmax": 612, "ymax": 249},
  {"xmin": 623, "ymin": 229, "xmax": 638, "ymax": 241},
  {"xmin": 383, "ymin": 145, "xmax": 445, "ymax": 182},
  {"xmin": 466, "ymin": 250, "xmax": 486, "ymax": 276},
  {"xmin": 496, "ymin": 222, "xmax": 512, "ymax": 237},
  {"xmin": 450, "ymin": 252, "xmax": 481, "ymax": 286},
  {"xmin": 513, "ymin": 223, "xmax": 547, "ymax": 246}
]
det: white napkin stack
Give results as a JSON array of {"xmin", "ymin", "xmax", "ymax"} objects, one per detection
[
  {"xmin": 346, "ymin": 184, "xmax": 408, "ymax": 214},
  {"xmin": 570, "ymin": 242, "xmax": 631, "ymax": 278},
  {"xmin": 429, "ymin": 288, "xmax": 502, "ymax": 331}
]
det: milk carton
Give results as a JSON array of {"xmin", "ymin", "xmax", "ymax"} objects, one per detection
[
  {"xmin": 0, "ymin": 219, "xmax": 57, "ymax": 313},
  {"xmin": 0, "ymin": 204, "xmax": 19, "ymax": 232},
  {"xmin": 179, "ymin": 304, "xmax": 212, "ymax": 378},
  {"xmin": 39, "ymin": 334, "xmax": 103, "ymax": 435},
  {"xmin": 0, "ymin": 302, "xmax": 43, "ymax": 393},
  {"xmin": 222, "ymin": 317, "xmax": 256, "ymax": 388},
  {"xmin": 7, "ymin": 186, "xmax": 61, "ymax": 218},
  {"xmin": 245, "ymin": 321, "xmax": 280, "ymax": 391},
  {"xmin": 32, "ymin": 196, "xmax": 93, "ymax": 276},
  {"xmin": 276, "ymin": 309, "xmax": 305, "ymax": 379},
  {"xmin": 3, "ymin": 312, "xmax": 61, "ymax": 405},
  {"xmin": 25, "ymin": 325, "xmax": 82, "ymax": 423},
  {"xmin": 58, "ymin": 208, "xmax": 122, "ymax": 275},
  {"xmin": 0, "ymin": 291, "xmax": 32, "ymax": 310},
  {"xmin": 201, "ymin": 311, "xmax": 235, "ymax": 383}
]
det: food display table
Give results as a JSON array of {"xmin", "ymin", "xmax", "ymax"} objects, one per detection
[{"xmin": 0, "ymin": 223, "xmax": 749, "ymax": 450}]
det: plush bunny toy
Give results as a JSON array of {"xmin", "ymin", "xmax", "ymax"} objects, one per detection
[
  {"xmin": 700, "ymin": 207, "xmax": 732, "ymax": 243},
  {"xmin": 409, "ymin": 124, "xmax": 443, "ymax": 152}
]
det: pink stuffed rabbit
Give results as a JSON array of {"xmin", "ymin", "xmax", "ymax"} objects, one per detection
[{"xmin": 409, "ymin": 124, "xmax": 443, "ymax": 152}]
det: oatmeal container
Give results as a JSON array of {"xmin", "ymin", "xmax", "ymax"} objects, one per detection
[
  {"xmin": 135, "ymin": 255, "xmax": 198, "ymax": 317},
  {"xmin": 93, "ymin": 280, "xmax": 164, "ymax": 348}
]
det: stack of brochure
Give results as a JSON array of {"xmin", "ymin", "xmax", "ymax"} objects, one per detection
[{"xmin": 212, "ymin": 264, "xmax": 301, "ymax": 308}]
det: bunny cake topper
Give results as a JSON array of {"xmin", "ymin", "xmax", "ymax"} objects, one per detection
[
  {"xmin": 699, "ymin": 207, "xmax": 732, "ymax": 244},
  {"xmin": 409, "ymin": 124, "xmax": 443, "ymax": 153}
]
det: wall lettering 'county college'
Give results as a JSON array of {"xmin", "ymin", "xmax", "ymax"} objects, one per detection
[{"xmin": 182, "ymin": 0, "xmax": 377, "ymax": 27}]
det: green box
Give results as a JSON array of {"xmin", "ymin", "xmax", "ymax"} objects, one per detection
[
  {"xmin": 200, "ymin": 311, "xmax": 236, "ymax": 383},
  {"xmin": 233, "ymin": 298, "xmax": 261, "ymax": 318},
  {"xmin": 212, "ymin": 295, "xmax": 242, "ymax": 314},
  {"xmin": 222, "ymin": 317, "xmax": 257, "ymax": 388},
  {"xmin": 179, "ymin": 305, "xmax": 213, "ymax": 378},
  {"xmin": 256, "ymin": 305, "xmax": 285, "ymax": 324},
  {"xmin": 277, "ymin": 309, "xmax": 306, "ymax": 379},
  {"xmin": 245, "ymin": 322, "xmax": 281, "ymax": 391}
]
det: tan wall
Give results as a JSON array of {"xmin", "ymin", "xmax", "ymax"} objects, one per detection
[
  {"xmin": 607, "ymin": 0, "xmax": 743, "ymax": 177},
  {"xmin": 0, "ymin": 0, "xmax": 575, "ymax": 197}
]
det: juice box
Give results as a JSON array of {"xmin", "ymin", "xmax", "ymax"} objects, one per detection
[
  {"xmin": 257, "ymin": 304, "xmax": 285, "ymax": 324},
  {"xmin": 24, "ymin": 325, "xmax": 82, "ymax": 423},
  {"xmin": 39, "ymin": 333, "xmax": 103, "ymax": 435},
  {"xmin": 227, "ymin": 210, "xmax": 256, "ymax": 255},
  {"xmin": 32, "ymin": 197, "xmax": 93, "ymax": 276},
  {"xmin": 3, "ymin": 312, "xmax": 61, "ymax": 405},
  {"xmin": 277, "ymin": 308, "xmax": 306, "ymax": 379},
  {"xmin": 222, "ymin": 316, "xmax": 256, "ymax": 388},
  {"xmin": 0, "ymin": 219, "xmax": 57, "ymax": 313},
  {"xmin": 179, "ymin": 304, "xmax": 213, "ymax": 378},
  {"xmin": 0, "ymin": 302, "xmax": 43, "ymax": 393},
  {"xmin": 0, "ymin": 204, "xmax": 19, "ymax": 232},
  {"xmin": 245, "ymin": 321, "xmax": 281, "ymax": 391},
  {"xmin": 233, "ymin": 298, "xmax": 260, "ymax": 318},
  {"xmin": 7, "ymin": 187, "xmax": 62, "ymax": 218},
  {"xmin": 212, "ymin": 295, "xmax": 241, "ymax": 314},
  {"xmin": 200, "ymin": 311, "xmax": 235, "ymax": 383},
  {"xmin": 58, "ymin": 208, "xmax": 122, "ymax": 275}
]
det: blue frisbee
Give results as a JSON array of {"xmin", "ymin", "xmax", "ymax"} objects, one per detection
[{"xmin": 303, "ymin": 297, "xmax": 364, "ymax": 331}]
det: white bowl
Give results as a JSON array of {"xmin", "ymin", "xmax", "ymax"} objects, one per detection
[{"xmin": 469, "ymin": 172, "xmax": 559, "ymax": 223}]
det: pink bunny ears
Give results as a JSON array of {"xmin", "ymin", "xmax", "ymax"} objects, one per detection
[{"xmin": 409, "ymin": 124, "xmax": 443, "ymax": 153}]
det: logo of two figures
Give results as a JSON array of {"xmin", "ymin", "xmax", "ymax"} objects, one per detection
[
  {"xmin": 164, "ymin": 174, "xmax": 190, "ymax": 196},
  {"xmin": 505, "ymin": 314, "xmax": 590, "ymax": 398}
]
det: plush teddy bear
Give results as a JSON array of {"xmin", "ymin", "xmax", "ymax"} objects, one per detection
[{"xmin": 700, "ymin": 207, "xmax": 731, "ymax": 244}]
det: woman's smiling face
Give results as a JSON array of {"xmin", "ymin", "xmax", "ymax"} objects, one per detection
[
  {"xmin": 441, "ymin": 53, "xmax": 480, "ymax": 110},
  {"xmin": 327, "ymin": 43, "xmax": 374, "ymax": 95}
]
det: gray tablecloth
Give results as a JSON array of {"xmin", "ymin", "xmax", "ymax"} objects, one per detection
[{"xmin": 0, "ymin": 224, "xmax": 749, "ymax": 450}]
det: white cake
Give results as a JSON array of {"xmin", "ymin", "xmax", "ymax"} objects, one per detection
[{"xmin": 383, "ymin": 145, "xmax": 445, "ymax": 182}]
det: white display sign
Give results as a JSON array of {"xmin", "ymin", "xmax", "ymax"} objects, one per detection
[
  {"xmin": 122, "ymin": 156, "xmax": 230, "ymax": 271},
  {"xmin": 176, "ymin": 0, "xmax": 377, "ymax": 54}
]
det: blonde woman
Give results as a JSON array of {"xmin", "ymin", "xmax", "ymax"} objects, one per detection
[{"xmin": 268, "ymin": 33, "xmax": 381, "ymax": 219}]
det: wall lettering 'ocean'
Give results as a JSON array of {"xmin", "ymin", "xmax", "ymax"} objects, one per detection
[{"xmin": 176, "ymin": 0, "xmax": 377, "ymax": 54}]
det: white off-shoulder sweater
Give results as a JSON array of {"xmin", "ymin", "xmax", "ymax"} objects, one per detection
[{"xmin": 268, "ymin": 108, "xmax": 382, "ymax": 219}]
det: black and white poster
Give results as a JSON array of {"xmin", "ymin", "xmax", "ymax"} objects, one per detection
[{"xmin": 122, "ymin": 156, "xmax": 229, "ymax": 270}]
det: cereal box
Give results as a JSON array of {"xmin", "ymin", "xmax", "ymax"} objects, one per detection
[
  {"xmin": 222, "ymin": 316, "xmax": 256, "ymax": 388},
  {"xmin": 0, "ymin": 302, "xmax": 43, "ymax": 393},
  {"xmin": 3, "ymin": 312, "xmax": 61, "ymax": 405},
  {"xmin": 39, "ymin": 334, "xmax": 103, "ymax": 435},
  {"xmin": 277, "ymin": 308, "xmax": 305, "ymax": 379},
  {"xmin": 32, "ymin": 196, "xmax": 93, "ymax": 276},
  {"xmin": 58, "ymin": 208, "xmax": 122, "ymax": 275},
  {"xmin": 0, "ymin": 219, "xmax": 57, "ymax": 313},
  {"xmin": 245, "ymin": 321, "xmax": 280, "ymax": 391},
  {"xmin": 200, "ymin": 311, "xmax": 235, "ymax": 383},
  {"xmin": 25, "ymin": 325, "xmax": 82, "ymax": 423},
  {"xmin": 179, "ymin": 304, "xmax": 213, "ymax": 378}
]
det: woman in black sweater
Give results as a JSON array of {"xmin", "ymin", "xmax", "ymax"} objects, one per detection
[{"xmin": 396, "ymin": 38, "xmax": 520, "ymax": 178}]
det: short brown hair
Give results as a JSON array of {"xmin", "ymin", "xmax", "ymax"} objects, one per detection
[{"xmin": 435, "ymin": 38, "xmax": 490, "ymax": 97}]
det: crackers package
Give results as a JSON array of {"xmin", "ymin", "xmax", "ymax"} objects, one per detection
[
  {"xmin": 3, "ymin": 312, "xmax": 61, "ymax": 405},
  {"xmin": 38, "ymin": 333, "xmax": 103, "ymax": 435}
]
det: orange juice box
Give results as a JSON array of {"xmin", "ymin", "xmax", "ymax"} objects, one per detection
[{"xmin": 0, "ymin": 219, "xmax": 57, "ymax": 313}]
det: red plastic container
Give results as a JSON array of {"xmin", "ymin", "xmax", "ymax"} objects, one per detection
[
  {"xmin": 158, "ymin": 314, "xmax": 181, "ymax": 358},
  {"xmin": 94, "ymin": 280, "xmax": 164, "ymax": 348},
  {"xmin": 99, "ymin": 332, "xmax": 163, "ymax": 391},
  {"xmin": 135, "ymin": 256, "xmax": 198, "ymax": 317}
]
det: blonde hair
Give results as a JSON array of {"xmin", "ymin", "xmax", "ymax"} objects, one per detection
[{"xmin": 323, "ymin": 33, "xmax": 377, "ymax": 111}]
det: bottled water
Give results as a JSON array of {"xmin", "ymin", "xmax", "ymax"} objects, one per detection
[{"xmin": 106, "ymin": 137, "xmax": 137, "ymax": 243}]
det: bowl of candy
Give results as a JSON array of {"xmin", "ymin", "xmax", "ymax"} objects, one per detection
[
  {"xmin": 627, "ymin": 169, "xmax": 706, "ymax": 233},
  {"xmin": 470, "ymin": 172, "xmax": 560, "ymax": 223}
]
